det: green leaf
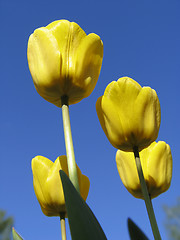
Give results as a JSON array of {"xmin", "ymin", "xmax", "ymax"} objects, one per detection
[
  {"xmin": 128, "ymin": 218, "xmax": 149, "ymax": 240},
  {"xmin": 60, "ymin": 170, "xmax": 108, "ymax": 240},
  {"xmin": 12, "ymin": 228, "xmax": 23, "ymax": 240}
]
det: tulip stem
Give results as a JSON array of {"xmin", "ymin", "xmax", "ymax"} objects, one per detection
[
  {"xmin": 61, "ymin": 95, "xmax": 80, "ymax": 193},
  {"xmin": 60, "ymin": 212, "xmax": 67, "ymax": 240},
  {"xmin": 133, "ymin": 146, "xmax": 162, "ymax": 240}
]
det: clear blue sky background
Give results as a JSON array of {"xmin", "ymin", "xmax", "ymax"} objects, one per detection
[{"xmin": 0, "ymin": 0, "xmax": 180, "ymax": 239}]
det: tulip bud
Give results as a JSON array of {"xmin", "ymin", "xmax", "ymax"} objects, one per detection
[
  {"xmin": 116, "ymin": 141, "xmax": 172, "ymax": 199},
  {"xmin": 27, "ymin": 20, "xmax": 103, "ymax": 107},
  {"xmin": 31, "ymin": 155, "xmax": 90, "ymax": 216},
  {"xmin": 96, "ymin": 77, "xmax": 161, "ymax": 151}
]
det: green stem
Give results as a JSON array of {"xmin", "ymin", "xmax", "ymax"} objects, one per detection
[
  {"xmin": 61, "ymin": 95, "xmax": 80, "ymax": 193},
  {"xmin": 60, "ymin": 212, "xmax": 67, "ymax": 240},
  {"xmin": 133, "ymin": 146, "xmax": 162, "ymax": 240}
]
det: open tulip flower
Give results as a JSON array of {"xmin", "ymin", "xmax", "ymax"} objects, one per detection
[
  {"xmin": 27, "ymin": 19, "xmax": 103, "ymax": 107},
  {"xmin": 96, "ymin": 77, "xmax": 161, "ymax": 151},
  {"xmin": 116, "ymin": 141, "xmax": 172, "ymax": 199},
  {"xmin": 31, "ymin": 155, "xmax": 90, "ymax": 216}
]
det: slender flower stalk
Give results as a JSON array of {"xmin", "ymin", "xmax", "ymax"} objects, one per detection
[
  {"xmin": 61, "ymin": 95, "xmax": 80, "ymax": 193},
  {"xmin": 133, "ymin": 146, "xmax": 162, "ymax": 240},
  {"xmin": 60, "ymin": 212, "xmax": 67, "ymax": 240}
]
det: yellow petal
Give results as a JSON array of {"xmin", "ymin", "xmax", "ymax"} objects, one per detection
[
  {"xmin": 146, "ymin": 141, "xmax": 172, "ymax": 198},
  {"xmin": 96, "ymin": 95, "xmax": 125, "ymax": 148},
  {"xmin": 70, "ymin": 33, "xmax": 103, "ymax": 105},
  {"xmin": 116, "ymin": 150, "xmax": 142, "ymax": 198},
  {"xmin": 31, "ymin": 156, "xmax": 53, "ymax": 210},
  {"xmin": 134, "ymin": 87, "xmax": 161, "ymax": 149},
  {"xmin": 76, "ymin": 164, "xmax": 90, "ymax": 201},
  {"xmin": 46, "ymin": 20, "xmax": 86, "ymax": 84},
  {"xmin": 46, "ymin": 156, "xmax": 67, "ymax": 215},
  {"xmin": 27, "ymin": 28, "xmax": 62, "ymax": 106}
]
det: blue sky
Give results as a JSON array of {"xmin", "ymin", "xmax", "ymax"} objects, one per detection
[{"xmin": 0, "ymin": 0, "xmax": 180, "ymax": 239}]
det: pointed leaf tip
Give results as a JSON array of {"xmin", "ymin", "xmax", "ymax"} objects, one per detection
[
  {"xmin": 60, "ymin": 170, "xmax": 108, "ymax": 240},
  {"xmin": 128, "ymin": 218, "xmax": 149, "ymax": 240},
  {"xmin": 12, "ymin": 228, "xmax": 23, "ymax": 240}
]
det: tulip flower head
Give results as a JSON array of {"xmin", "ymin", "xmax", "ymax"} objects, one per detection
[
  {"xmin": 96, "ymin": 77, "xmax": 161, "ymax": 151},
  {"xmin": 116, "ymin": 141, "xmax": 172, "ymax": 199},
  {"xmin": 27, "ymin": 19, "xmax": 103, "ymax": 107},
  {"xmin": 31, "ymin": 155, "xmax": 90, "ymax": 216}
]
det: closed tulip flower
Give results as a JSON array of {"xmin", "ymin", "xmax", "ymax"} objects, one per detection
[
  {"xmin": 96, "ymin": 77, "xmax": 161, "ymax": 151},
  {"xmin": 116, "ymin": 141, "xmax": 172, "ymax": 199},
  {"xmin": 31, "ymin": 155, "xmax": 90, "ymax": 216},
  {"xmin": 27, "ymin": 20, "xmax": 103, "ymax": 107}
]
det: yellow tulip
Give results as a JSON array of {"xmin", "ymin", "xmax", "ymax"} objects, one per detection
[
  {"xmin": 27, "ymin": 20, "xmax": 103, "ymax": 107},
  {"xmin": 96, "ymin": 77, "xmax": 161, "ymax": 151},
  {"xmin": 31, "ymin": 155, "xmax": 90, "ymax": 216},
  {"xmin": 116, "ymin": 141, "xmax": 172, "ymax": 199}
]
